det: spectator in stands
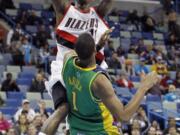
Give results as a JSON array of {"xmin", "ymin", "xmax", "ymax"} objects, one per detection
[
  {"xmin": 107, "ymin": 52, "xmax": 121, "ymax": 69},
  {"xmin": 35, "ymin": 25, "xmax": 51, "ymax": 48},
  {"xmin": 16, "ymin": 10, "xmax": 29, "ymax": 29},
  {"xmin": 6, "ymin": 23, "xmax": 24, "ymax": 48},
  {"xmin": 168, "ymin": 10, "xmax": 177, "ymax": 32},
  {"xmin": 27, "ymin": 11, "xmax": 42, "ymax": 26},
  {"xmin": 1, "ymin": 72, "xmax": 20, "ymax": 92},
  {"xmin": 27, "ymin": 124, "xmax": 38, "ymax": 135},
  {"xmin": 135, "ymin": 39, "xmax": 147, "ymax": 56},
  {"xmin": 6, "ymin": 127, "xmax": 18, "ymax": 135},
  {"xmin": 116, "ymin": 70, "xmax": 134, "ymax": 89},
  {"xmin": 174, "ymin": 71, "xmax": 180, "ymax": 88},
  {"xmin": 159, "ymin": 74, "xmax": 172, "ymax": 93},
  {"xmin": 164, "ymin": 84, "xmax": 177, "ymax": 101},
  {"xmin": 0, "ymin": 96, "xmax": 4, "ymax": 107},
  {"xmin": 151, "ymin": 120, "xmax": 161, "ymax": 132},
  {"xmin": 149, "ymin": 78, "xmax": 164, "ymax": 95},
  {"xmin": 14, "ymin": 114, "xmax": 29, "ymax": 135},
  {"xmin": 141, "ymin": 12, "xmax": 155, "ymax": 32},
  {"xmin": 125, "ymin": 60, "xmax": 134, "ymax": 76},
  {"xmin": 20, "ymin": 36, "xmax": 32, "ymax": 65},
  {"xmin": 0, "ymin": 112, "xmax": 11, "ymax": 133},
  {"xmin": 29, "ymin": 73, "xmax": 45, "ymax": 93},
  {"xmin": 161, "ymin": 0, "xmax": 172, "ymax": 14},
  {"xmin": 14, "ymin": 99, "xmax": 36, "ymax": 122},
  {"xmin": 130, "ymin": 120, "xmax": 141, "ymax": 135},
  {"xmin": 32, "ymin": 114, "xmax": 42, "ymax": 132},
  {"xmin": 147, "ymin": 126, "xmax": 157, "ymax": 135},
  {"xmin": 164, "ymin": 117, "xmax": 180, "ymax": 134},
  {"xmin": 151, "ymin": 56, "xmax": 168, "ymax": 75},
  {"xmin": 130, "ymin": 107, "xmax": 149, "ymax": 132},
  {"xmin": 36, "ymin": 100, "xmax": 48, "ymax": 116},
  {"xmin": 134, "ymin": 57, "xmax": 149, "ymax": 77},
  {"xmin": 38, "ymin": 44, "xmax": 50, "ymax": 70},
  {"xmin": 126, "ymin": 9, "xmax": 140, "ymax": 30}
]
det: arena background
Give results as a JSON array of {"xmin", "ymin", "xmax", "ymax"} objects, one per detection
[{"xmin": 0, "ymin": 0, "xmax": 180, "ymax": 134}]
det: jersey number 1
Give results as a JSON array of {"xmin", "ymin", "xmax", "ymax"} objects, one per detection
[{"xmin": 72, "ymin": 92, "xmax": 78, "ymax": 111}]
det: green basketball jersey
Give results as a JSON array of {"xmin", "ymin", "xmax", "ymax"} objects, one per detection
[{"xmin": 62, "ymin": 56, "xmax": 120, "ymax": 135}]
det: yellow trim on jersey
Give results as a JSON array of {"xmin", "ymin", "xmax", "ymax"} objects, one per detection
[
  {"xmin": 73, "ymin": 59, "xmax": 97, "ymax": 71},
  {"xmin": 89, "ymin": 73, "xmax": 101, "ymax": 103},
  {"xmin": 98, "ymin": 103, "xmax": 120, "ymax": 135}
]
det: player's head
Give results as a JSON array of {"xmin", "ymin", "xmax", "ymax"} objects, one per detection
[{"xmin": 75, "ymin": 33, "xmax": 96, "ymax": 60}]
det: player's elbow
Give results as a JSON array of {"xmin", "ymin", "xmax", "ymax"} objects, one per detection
[{"xmin": 116, "ymin": 113, "xmax": 131, "ymax": 122}]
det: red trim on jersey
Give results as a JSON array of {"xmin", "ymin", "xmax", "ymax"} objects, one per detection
[
  {"xmin": 96, "ymin": 52, "xmax": 105, "ymax": 62},
  {"xmin": 74, "ymin": 6, "xmax": 90, "ymax": 13},
  {"xmin": 56, "ymin": 29, "xmax": 77, "ymax": 44},
  {"xmin": 93, "ymin": 7, "xmax": 109, "ymax": 29},
  {"xmin": 57, "ymin": 4, "xmax": 71, "ymax": 27}
]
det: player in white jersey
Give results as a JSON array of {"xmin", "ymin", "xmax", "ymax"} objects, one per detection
[{"xmin": 45, "ymin": 0, "xmax": 113, "ymax": 111}]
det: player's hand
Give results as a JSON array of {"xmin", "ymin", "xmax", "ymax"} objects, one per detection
[
  {"xmin": 139, "ymin": 71, "xmax": 159, "ymax": 93},
  {"xmin": 98, "ymin": 28, "xmax": 113, "ymax": 48}
]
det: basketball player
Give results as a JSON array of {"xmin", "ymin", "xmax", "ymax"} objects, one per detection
[
  {"xmin": 42, "ymin": 33, "xmax": 159, "ymax": 135},
  {"xmin": 46, "ymin": 0, "xmax": 114, "ymax": 110}
]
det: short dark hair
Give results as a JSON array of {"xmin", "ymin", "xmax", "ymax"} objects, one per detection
[
  {"xmin": 77, "ymin": 0, "xmax": 87, "ymax": 5},
  {"xmin": 75, "ymin": 33, "xmax": 95, "ymax": 60}
]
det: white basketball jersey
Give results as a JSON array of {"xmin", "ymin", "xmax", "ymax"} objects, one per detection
[{"xmin": 56, "ymin": 5, "xmax": 109, "ymax": 44}]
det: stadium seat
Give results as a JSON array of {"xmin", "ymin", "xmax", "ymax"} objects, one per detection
[
  {"xmin": 48, "ymin": 39, "xmax": 56, "ymax": 48},
  {"xmin": 16, "ymin": 78, "xmax": 32, "ymax": 86},
  {"xmin": 110, "ymin": 38, "xmax": 120, "ymax": 49},
  {"xmin": 19, "ymin": 72, "xmax": 35, "ymax": 79},
  {"xmin": 7, "ymin": 66, "xmax": 21, "ymax": 74},
  {"xmin": 146, "ymin": 95, "xmax": 161, "ymax": 102},
  {"xmin": 32, "ymin": 4, "xmax": 43, "ymax": 10},
  {"xmin": 25, "ymin": 25, "xmax": 38, "ymax": 34},
  {"xmin": 41, "ymin": 11, "xmax": 54, "ymax": 19},
  {"xmin": 22, "ymin": 66, "xmax": 37, "ymax": 74},
  {"xmin": 143, "ymin": 39, "xmax": 154, "ymax": 45},
  {"xmin": 169, "ymin": 71, "xmax": 177, "ymax": 80},
  {"xmin": 127, "ymin": 54, "xmax": 139, "ymax": 59},
  {"xmin": 2, "ymin": 53, "xmax": 13, "ymax": 65},
  {"xmin": 0, "ymin": 107, "xmax": 17, "ymax": 116},
  {"xmin": 5, "ymin": 99, "xmax": 22, "ymax": 108},
  {"xmin": 153, "ymin": 33, "xmax": 164, "ymax": 40},
  {"xmin": 5, "ymin": 9, "xmax": 18, "ymax": 16},
  {"xmin": 19, "ymin": 3, "xmax": 32, "ymax": 10},
  {"xmin": 120, "ymin": 31, "xmax": 131, "ymax": 38},
  {"xmin": 29, "ymin": 100, "xmax": 39, "ymax": 109},
  {"xmin": 120, "ymin": 24, "xmax": 129, "ymax": 30},
  {"xmin": 19, "ymin": 85, "xmax": 29, "ymax": 94},
  {"xmin": 163, "ymin": 101, "xmax": 177, "ymax": 111},
  {"xmin": 120, "ymin": 38, "xmax": 131, "ymax": 51},
  {"xmin": 26, "ymin": 92, "xmax": 41, "ymax": 100},
  {"xmin": 142, "ymin": 32, "xmax": 153, "ymax": 40},
  {"xmin": 42, "ymin": 92, "xmax": 51, "ymax": 100},
  {"xmin": 0, "ymin": 65, "xmax": 5, "ymax": 76},
  {"xmin": 154, "ymin": 40, "xmax": 165, "ymax": 45},
  {"xmin": 109, "ymin": 16, "xmax": 119, "ymax": 22},
  {"xmin": 44, "ymin": 100, "xmax": 54, "ymax": 109},
  {"xmin": 114, "ymin": 87, "xmax": 133, "ymax": 97},
  {"xmin": 7, "ymin": 92, "xmax": 25, "ymax": 100},
  {"xmin": 131, "ymin": 31, "xmax": 142, "ymax": 39}
]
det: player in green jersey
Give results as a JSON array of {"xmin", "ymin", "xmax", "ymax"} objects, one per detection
[{"xmin": 42, "ymin": 33, "xmax": 158, "ymax": 135}]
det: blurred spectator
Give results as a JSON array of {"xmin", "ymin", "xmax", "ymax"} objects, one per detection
[
  {"xmin": 29, "ymin": 73, "xmax": 45, "ymax": 93},
  {"xmin": 6, "ymin": 23, "xmax": 24, "ymax": 47},
  {"xmin": 16, "ymin": 11, "xmax": 29, "ymax": 29},
  {"xmin": 147, "ymin": 126, "xmax": 157, "ymax": 135},
  {"xmin": 116, "ymin": 70, "xmax": 134, "ymax": 89},
  {"xmin": 174, "ymin": 71, "xmax": 180, "ymax": 88},
  {"xmin": 104, "ymin": 40, "xmax": 115, "ymax": 58},
  {"xmin": 151, "ymin": 120, "xmax": 162, "ymax": 132},
  {"xmin": 149, "ymin": 79, "xmax": 164, "ymax": 95},
  {"xmin": 164, "ymin": 117, "xmax": 180, "ymax": 134},
  {"xmin": 27, "ymin": 11, "xmax": 42, "ymax": 25},
  {"xmin": 36, "ymin": 100, "xmax": 48, "ymax": 116},
  {"xmin": 27, "ymin": 124, "xmax": 38, "ymax": 135},
  {"xmin": 161, "ymin": 0, "xmax": 172, "ymax": 14},
  {"xmin": 131, "ymin": 120, "xmax": 141, "ymax": 135},
  {"xmin": 14, "ymin": 114, "xmax": 29, "ymax": 135},
  {"xmin": 38, "ymin": 44, "xmax": 50, "ymax": 70},
  {"xmin": 1, "ymin": 73, "xmax": 20, "ymax": 92},
  {"xmin": 135, "ymin": 39, "xmax": 147, "ymax": 55},
  {"xmin": 32, "ymin": 114, "xmax": 42, "ymax": 132},
  {"xmin": 20, "ymin": 36, "xmax": 32, "ymax": 65},
  {"xmin": 11, "ymin": 42, "xmax": 24, "ymax": 66},
  {"xmin": 107, "ymin": 52, "xmax": 121, "ymax": 69},
  {"xmin": 166, "ymin": 32, "xmax": 180, "ymax": 46},
  {"xmin": 168, "ymin": 10, "xmax": 177, "ymax": 32},
  {"xmin": 141, "ymin": 12, "xmax": 155, "ymax": 32},
  {"xmin": 159, "ymin": 74, "xmax": 171, "ymax": 92},
  {"xmin": 151, "ymin": 56, "xmax": 168, "ymax": 75},
  {"xmin": 35, "ymin": 25, "xmax": 51, "ymax": 48},
  {"xmin": 0, "ymin": 112, "xmax": 11, "ymax": 133},
  {"xmin": 14, "ymin": 99, "xmax": 36, "ymax": 122},
  {"xmin": 164, "ymin": 84, "xmax": 177, "ymax": 101},
  {"xmin": 130, "ymin": 107, "xmax": 149, "ymax": 132},
  {"xmin": 134, "ymin": 57, "xmax": 149, "ymax": 76},
  {"xmin": 6, "ymin": 128, "xmax": 18, "ymax": 135},
  {"xmin": 126, "ymin": 10, "xmax": 140, "ymax": 24}
]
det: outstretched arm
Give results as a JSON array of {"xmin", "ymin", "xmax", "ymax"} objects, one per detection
[
  {"xmin": 51, "ymin": 0, "xmax": 70, "ymax": 23},
  {"xmin": 96, "ymin": 0, "xmax": 113, "ymax": 17},
  {"xmin": 92, "ymin": 72, "xmax": 158, "ymax": 122},
  {"xmin": 41, "ymin": 103, "xmax": 69, "ymax": 135}
]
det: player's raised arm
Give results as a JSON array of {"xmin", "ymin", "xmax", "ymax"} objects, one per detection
[
  {"xmin": 92, "ymin": 71, "xmax": 158, "ymax": 122},
  {"xmin": 96, "ymin": 0, "xmax": 113, "ymax": 17},
  {"xmin": 51, "ymin": 0, "xmax": 70, "ymax": 22}
]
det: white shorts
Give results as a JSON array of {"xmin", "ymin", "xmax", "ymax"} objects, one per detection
[
  {"xmin": 45, "ymin": 44, "xmax": 72, "ymax": 97},
  {"xmin": 45, "ymin": 44, "xmax": 108, "ymax": 97}
]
